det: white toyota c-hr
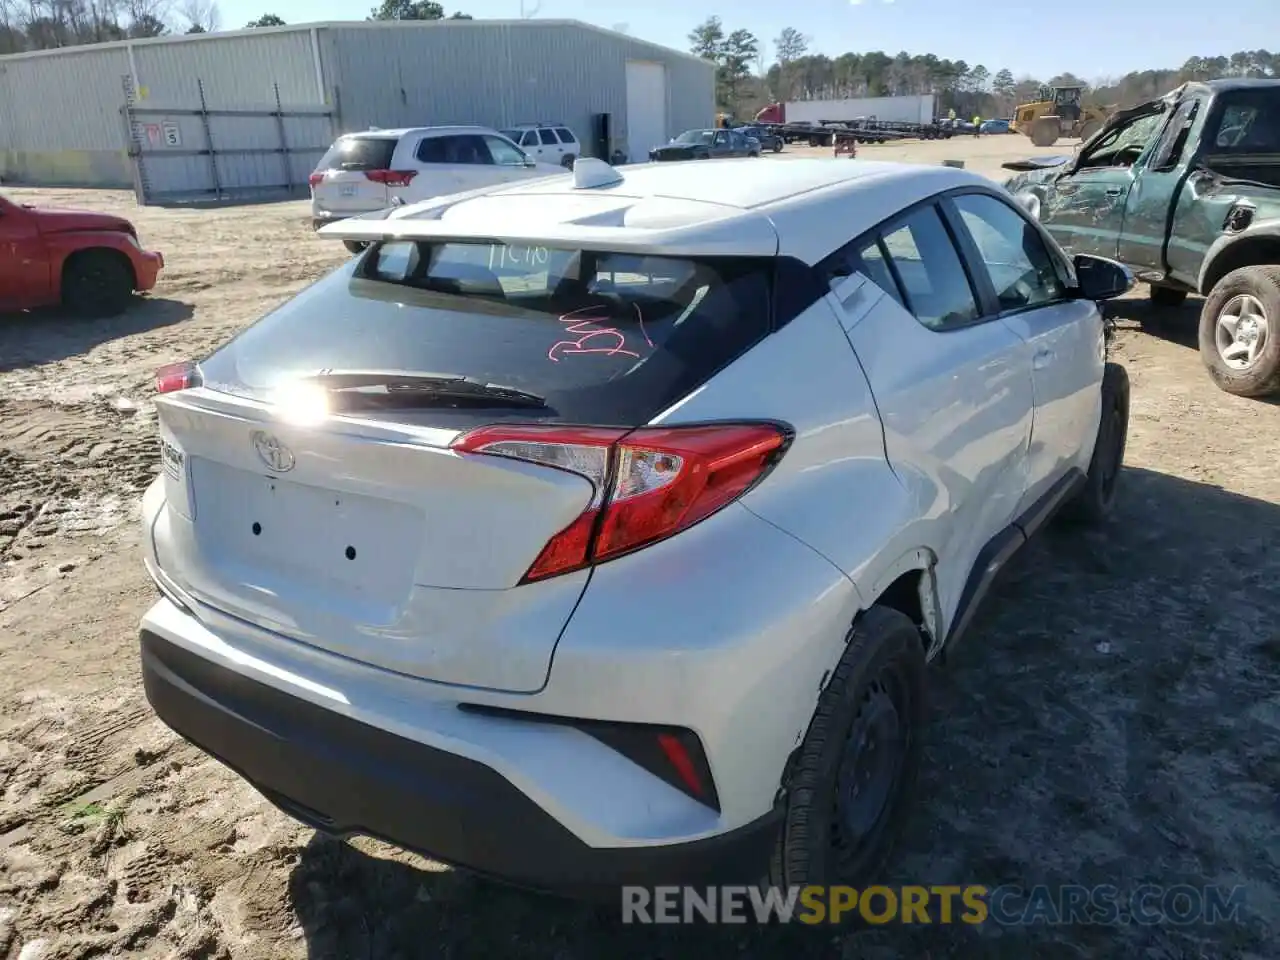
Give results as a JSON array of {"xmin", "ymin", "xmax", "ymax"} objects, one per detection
[{"xmin": 140, "ymin": 157, "xmax": 1133, "ymax": 897}]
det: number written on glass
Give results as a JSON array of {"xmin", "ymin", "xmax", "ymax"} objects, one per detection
[{"xmin": 488, "ymin": 244, "xmax": 550, "ymax": 270}]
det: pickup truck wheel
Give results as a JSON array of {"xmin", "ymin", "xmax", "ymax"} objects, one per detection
[
  {"xmin": 769, "ymin": 606, "xmax": 926, "ymax": 889},
  {"xmin": 772, "ymin": 140, "xmax": 783, "ymax": 153},
  {"xmin": 61, "ymin": 249, "xmax": 136, "ymax": 318},
  {"xmin": 1060, "ymin": 362, "xmax": 1130, "ymax": 526},
  {"xmin": 1200, "ymin": 265, "xmax": 1280, "ymax": 397},
  {"xmin": 342, "ymin": 240, "xmax": 369, "ymax": 255},
  {"xmin": 1148, "ymin": 284, "xmax": 1188, "ymax": 307}
]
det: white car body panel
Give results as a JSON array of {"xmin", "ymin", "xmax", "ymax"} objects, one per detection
[{"xmin": 141, "ymin": 157, "xmax": 1118, "ymax": 871}]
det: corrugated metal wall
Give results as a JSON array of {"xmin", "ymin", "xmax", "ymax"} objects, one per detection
[
  {"xmin": 130, "ymin": 29, "xmax": 321, "ymax": 109},
  {"xmin": 0, "ymin": 45, "xmax": 133, "ymax": 186},
  {"xmin": 321, "ymin": 21, "xmax": 715, "ymax": 158},
  {"xmin": 0, "ymin": 21, "xmax": 714, "ymax": 189},
  {"xmin": 0, "ymin": 27, "xmax": 323, "ymax": 188}
]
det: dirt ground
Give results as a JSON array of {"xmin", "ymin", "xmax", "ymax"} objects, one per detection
[{"xmin": 1, "ymin": 136, "xmax": 1278, "ymax": 960}]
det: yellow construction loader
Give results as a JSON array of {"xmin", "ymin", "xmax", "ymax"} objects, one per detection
[{"xmin": 1012, "ymin": 85, "xmax": 1114, "ymax": 147}]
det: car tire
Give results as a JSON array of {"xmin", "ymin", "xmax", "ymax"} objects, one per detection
[
  {"xmin": 1148, "ymin": 284, "xmax": 1188, "ymax": 308},
  {"xmin": 61, "ymin": 249, "xmax": 135, "ymax": 318},
  {"xmin": 1198, "ymin": 265, "xmax": 1280, "ymax": 397},
  {"xmin": 768, "ymin": 605, "xmax": 926, "ymax": 890},
  {"xmin": 772, "ymin": 140, "xmax": 783, "ymax": 153},
  {"xmin": 560, "ymin": 154, "xmax": 576, "ymax": 170},
  {"xmin": 342, "ymin": 240, "xmax": 369, "ymax": 255},
  {"xmin": 1059, "ymin": 361, "xmax": 1130, "ymax": 526}
]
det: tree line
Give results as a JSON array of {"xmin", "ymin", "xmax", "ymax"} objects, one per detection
[
  {"xmin": 0, "ymin": 0, "xmax": 471, "ymax": 54},
  {"xmin": 690, "ymin": 16, "xmax": 1279, "ymax": 121}
]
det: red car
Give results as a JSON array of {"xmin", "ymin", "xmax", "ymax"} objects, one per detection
[{"xmin": 0, "ymin": 193, "xmax": 164, "ymax": 317}]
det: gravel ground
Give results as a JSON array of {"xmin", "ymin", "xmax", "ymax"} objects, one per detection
[{"xmin": 1, "ymin": 137, "xmax": 1277, "ymax": 960}]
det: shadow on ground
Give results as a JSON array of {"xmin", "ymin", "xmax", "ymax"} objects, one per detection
[
  {"xmin": 1105, "ymin": 297, "xmax": 1201, "ymax": 349},
  {"xmin": 288, "ymin": 466, "xmax": 1279, "ymax": 960},
  {"xmin": 0, "ymin": 297, "xmax": 192, "ymax": 372}
]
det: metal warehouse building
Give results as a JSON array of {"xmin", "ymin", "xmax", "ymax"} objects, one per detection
[{"xmin": 0, "ymin": 19, "xmax": 714, "ymax": 203}]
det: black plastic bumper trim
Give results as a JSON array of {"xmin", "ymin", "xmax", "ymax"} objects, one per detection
[{"xmin": 139, "ymin": 629, "xmax": 780, "ymax": 897}]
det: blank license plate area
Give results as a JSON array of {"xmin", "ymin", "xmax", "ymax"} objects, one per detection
[
  {"xmin": 191, "ymin": 459, "xmax": 422, "ymax": 602},
  {"xmin": 339, "ymin": 184, "xmax": 357, "ymax": 196}
]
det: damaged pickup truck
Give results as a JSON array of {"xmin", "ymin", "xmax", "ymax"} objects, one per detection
[{"xmin": 1004, "ymin": 79, "xmax": 1280, "ymax": 397}]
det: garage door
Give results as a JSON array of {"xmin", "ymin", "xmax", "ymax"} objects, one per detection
[{"xmin": 625, "ymin": 61, "xmax": 667, "ymax": 163}]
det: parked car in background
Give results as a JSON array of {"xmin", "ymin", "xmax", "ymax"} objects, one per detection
[
  {"xmin": 0, "ymin": 192, "xmax": 163, "ymax": 317},
  {"xmin": 309, "ymin": 126, "xmax": 564, "ymax": 253},
  {"xmin": 1004, "ymin": 78, "xmax": 1280, "ymax": 397},
  {"xmin": 980, "ymin": 118, "xmax": 1012, "ymax": 134},
  {"xmin": 649, "ymin": 128, "xmax": 761, "ymax": 161},
  {"xmin": 735, "ymin": 124, "xmax": 784, "ymax": 152},
  {"xmin": 140, "ymin": 156, "xmax": 1132, "ymax": 899},
  {"xmin": 499, "ymin": 122, "xmax": 582, "ymax": 169}
]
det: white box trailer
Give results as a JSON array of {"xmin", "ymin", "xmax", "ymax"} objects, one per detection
[{"xmin": 784, "ymin": 95, "xmax": 935, "ymax": 125}]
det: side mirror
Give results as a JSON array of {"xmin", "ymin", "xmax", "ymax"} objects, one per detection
[
  {"xmin": 1073, "ymin": 254, "xmax": 1134, "ymax": 301},
  {"xmin": 523, "ymin": 157, "xmax": 536, "ymax": 167}
]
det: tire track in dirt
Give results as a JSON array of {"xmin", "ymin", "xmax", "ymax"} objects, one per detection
[{"xmin": 0, "ymin": 398, "xmax": 159, "ymax": 565}]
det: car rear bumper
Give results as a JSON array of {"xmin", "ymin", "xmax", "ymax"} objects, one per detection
[
  {"xmin": 134, "ymin": 250, "xmax": 163, "ymax": 291},
  {"xmin": 140, "ymin": 625, "xmax": 781, "ymax": 897}
]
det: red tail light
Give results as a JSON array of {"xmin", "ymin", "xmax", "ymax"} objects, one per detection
[
  {"xmin": 154, "ymin": 361, "xmax": 199, "ymax": 394},
  {"xmin": 308, "ymin": 172, "xmax": 324, "ymax": 188},
  {"xmin": 364, "ymin": 169, "xmax": 418, "ymax": 187},
  {"xmin": 452, "ymin": 422, "xmax": 790, "ymax": 582}
]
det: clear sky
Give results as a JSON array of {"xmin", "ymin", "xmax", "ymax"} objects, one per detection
[{"xmin": 214, "ymin": 0, "xmax": 1277, "ymax": 82}]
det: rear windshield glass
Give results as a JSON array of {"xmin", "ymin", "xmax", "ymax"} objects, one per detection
[
  {"xmin": 317, "ymin": 136, "xmax": 397, "ymax": 172},
  {"xmin": 198, "ymin": 241, "xmax": 774, "ymax": 427}
]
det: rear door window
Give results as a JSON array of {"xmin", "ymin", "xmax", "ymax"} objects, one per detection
[
  {"xmin": 538, "ymin": 129, "xmax": 558, "ymax": 145},
  {"xmin": 316, "ymin": 136, "xmax": 397, "ymax": 172},
  {"xmin": 197, "ymin": 241, "xmax": 775, "ymax": 427},
  {"xmin": 417, "ymin": 135, "xmax": 491, "ymax": 165},
  {"xmin": 555, "ymin": 127, "xmax": 576, "ymax": 144}
]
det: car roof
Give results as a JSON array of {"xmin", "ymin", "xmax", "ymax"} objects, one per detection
[
  {"xmin": 341, "ymin": 125, "xmax": 498, "ymax": 141},
  {"xmin": 320, "ymin": 158, "xmax": 994, "ymax": 264},
  {"xmin": 1197, "ymin": 78, "xmax": 1280, "ymax": 93}
]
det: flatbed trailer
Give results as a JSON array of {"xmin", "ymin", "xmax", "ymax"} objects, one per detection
[{"xmin": 759, "ymin": 118, "xmax": 956, "ymax": 147}]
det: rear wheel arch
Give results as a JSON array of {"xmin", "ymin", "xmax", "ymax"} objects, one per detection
[
  {"xmin": 770, "ymin": 604, "xmax": 928, "ymax": 887},
  {"xmin": 865, "ymin": 554, "xmax": 941, "ymax": 657},
  {"xmin": 1199, "ymin": 232, "xmax": 1280, "ymax": 295}
]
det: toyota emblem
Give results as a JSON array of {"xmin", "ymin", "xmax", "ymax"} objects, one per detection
[{"xmin": 251, "ymin": 430, "xmax": 295, "ymax": 473}]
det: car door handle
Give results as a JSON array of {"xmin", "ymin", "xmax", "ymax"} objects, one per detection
[
  {"xmin": 1105, "ymin": 186, "xmax": 1123, "ymax": 196},
  {"xmin": 1033, "ymin": 349, "xmax": 1054, "ymax": 369}
]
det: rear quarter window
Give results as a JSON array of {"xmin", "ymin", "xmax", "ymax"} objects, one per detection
[
  {"xmin": 555, "ymin": 128, "xmax": 577, "ymax": 144},
  {"xmin": 198, "ymin": 241, "xmax": 776, "ymax": 428}
]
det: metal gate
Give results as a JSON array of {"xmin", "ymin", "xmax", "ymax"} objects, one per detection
[{"xmin": 121, "ymin": 76, "xmax": 335, "ymax": 206}]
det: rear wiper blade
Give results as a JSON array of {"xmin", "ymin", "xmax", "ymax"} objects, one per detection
[{"xmin": 295, "ymin": 370, "xmax": 548, "ymax": 408}]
